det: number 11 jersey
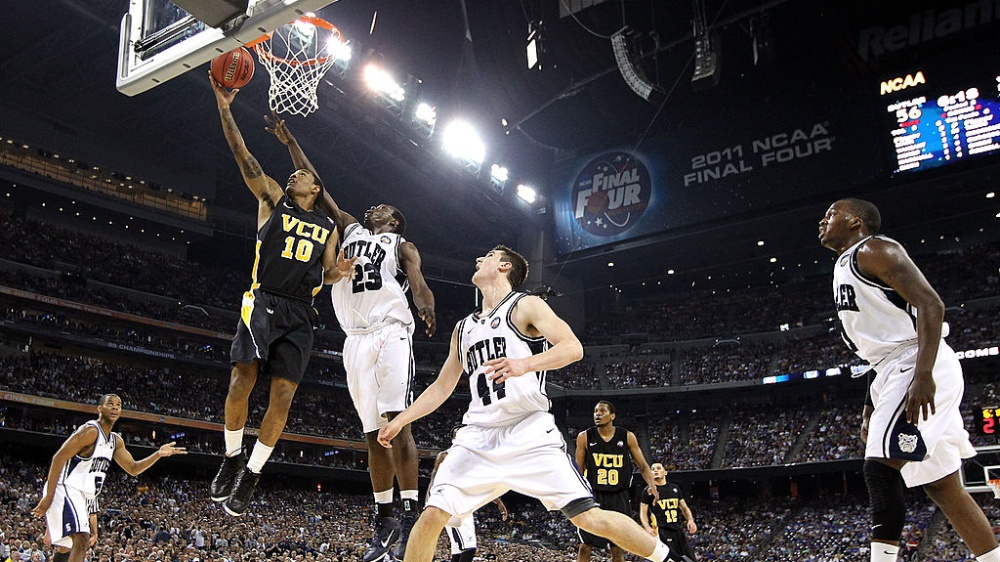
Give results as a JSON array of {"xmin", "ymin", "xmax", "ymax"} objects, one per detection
[
  {"xmin": 332, "ymin": 223, "xmax": 414, "ymax": 332},
  {"xmin": 457, "ymin": 291, "xmax": 551, "ymax": 427}
]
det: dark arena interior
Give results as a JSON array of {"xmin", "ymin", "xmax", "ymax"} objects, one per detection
[{"xmin": 3, "ymin": 0, "xmax": 1000, "ymax": 560}]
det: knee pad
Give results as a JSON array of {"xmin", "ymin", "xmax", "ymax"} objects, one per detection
[{"xmin": 863, "ymin": 460, "xmax": 906, "ymax": 541}]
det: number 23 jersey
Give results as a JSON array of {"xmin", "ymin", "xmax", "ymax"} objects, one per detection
[
  {"xmin": 331, "ymin": 223, "xmax": 414, "ymax": 331},
  {"xmin": 457, "ymin": 291, "xmax": 551, "ymax": 427}
]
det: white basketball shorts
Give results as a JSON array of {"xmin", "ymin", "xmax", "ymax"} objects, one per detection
[
  {"xmin": 45, "ymin": 484, "xmax": 91, "ymax": 548},
  {"xmin": 344, "ymin": 321, "xmax": 415, "ymax": 433},
  {"xmin": 426, "ymin": 411, "xmax": 593, "ymax": 519},
  {"xmin": 866, "ymin": 342, "xmax": 975, "ymax": 487},
  {"xmin": 446, "ymin": 514, "xmax": 477, "ymax": 554}
]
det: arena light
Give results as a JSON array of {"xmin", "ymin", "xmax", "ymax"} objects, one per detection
[
  {"xmin": 442, "ymin": 120, "xmax": 485, "ymax": 174},
  {"xmin": 363, "ymin": 64, "xmax": 406, "ymax": 114},
  {"xmin": 411, "ymin": 102, "xmax": 437, "ymax": 138},
  {"xmin": 516, "ymin": 184, "xmax": 537, "ymax": 203},
  {"xmin": 490, "ymin": 164, "xmax": 509, "ymax": 183}
]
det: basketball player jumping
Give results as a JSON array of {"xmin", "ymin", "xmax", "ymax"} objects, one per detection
[
  {"xmin": 32, "ymin": 394, "xmax": 186, "ymax": 562},
  {"xmin": 576, "ymin": 400, "xmax": 658, "ymax": 562},
  {"xmin": 640, "ymin": 463, "xmax": 698, "ymax": 561},
  {"xmin": 819, "ymin": 198, "xmax": 1000, "ymax": 562},
  {"xmin": 377, "ymin": 245, "xmax": 675, "ymax": 562},
  {"xmin": 265, "ymin": 114, "xmax": 435, "ymax": 561},
  {"xmin": 208, "ymin": 77, "xmax": 347, "ymax": 517}
]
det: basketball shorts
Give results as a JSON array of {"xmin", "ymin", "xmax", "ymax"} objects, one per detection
[
  {"xmin": 45, "ymin": 484, "xmax": 91, "ymax": 548},
  {"xmin": 426, "ymin": 411, "xmax": 594, "ymax": 520},
  {"xmin": 659, "ymin": 527, "xmax": 697, "ymax": 561},
  {"xmin": 866, "ymin": 341, "xmax": 975, "ymax": 487},
  {"xmin": 446, "ymin": 514, "xmax": 477, "ymax": 555},
  {"xmin": 578, "ymin": 489, "xmax": 630, "ymax": 548},
  {"xmin": 344, "ymin": 321, "xmax": 415, "ymax": 432},
  {"xmin": 231, "ymin": 289, "xmax": 316, "ymax": 384}
]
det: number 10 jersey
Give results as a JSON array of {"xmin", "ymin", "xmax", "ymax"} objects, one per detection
[
  {"xmin": 457, "ymin": 291, "xmax": 551, "ymax": 427},
  {"xmin": 332, "ymin": 223, "xmax": 414, "ymax": 332}
]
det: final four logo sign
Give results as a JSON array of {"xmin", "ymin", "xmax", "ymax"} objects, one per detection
[{"xmin": 572, "ymin": 151, "xmax": 651, "ymax": 237}]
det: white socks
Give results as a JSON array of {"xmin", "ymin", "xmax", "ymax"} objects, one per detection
[
  {"xmin": 646, "ymin": 541, "xmax": 671, "ymax": 562},
  {"xmin": 224, "ymin": 428, "xmax": 244, "ymax": 456},
  {"xmin": 246, "ymin": 442, "xmax": 274, "ymax": 473},
  {"xmin": 870, "ymin": 542, "xmax": 899, "ymax": 562}
]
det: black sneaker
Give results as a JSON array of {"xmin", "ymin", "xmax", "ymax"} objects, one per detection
[
  {"xmin": 362, "ymin": 516, "xmax": 400, "ymax": 562},
  {"xmin": 396, "ymin": 510, "xmax": 417, "ymax": 559},
  {"xmin": 210, "ymin": 450, "xmax": 246, "ymax": 502},
  {"xmin": 222, "ymin": 467, "xmax": 260, "ymax": 517}
]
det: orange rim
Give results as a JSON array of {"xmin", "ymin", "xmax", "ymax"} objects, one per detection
[{"xmin": 248, "ymin": 15, "xmax": 341, "ymax": 66}]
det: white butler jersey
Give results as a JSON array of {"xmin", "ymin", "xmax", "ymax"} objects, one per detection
[
  {"xmin": 332, "ymin": 223, "xmax": 414, "ymax": 332},
  {"xmin": 457, "ymin": 291, "xmax": 551, "ymax": 427},
  {"xmin": 62, "ymin": 420, "xmax": 117, "ymax": 498},
  {"xmin": 833, "ymin": 236, "xmax": 947, "ymax": 364}
]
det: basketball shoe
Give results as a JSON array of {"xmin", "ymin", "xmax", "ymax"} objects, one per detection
[
  {"xmin": 210, "ymin": 450, "xmax": 246, "ymax": 502},
  {"xmin": 395, "ymin": 499, "xmax": 418, "ymax": 559},
  {"xmin": 362, "ymin": 515, "xmax": 400, "ymax": 562},
  {"xmin": 223, "ymin": 467, "xmax": 260, "ymax": 516}
]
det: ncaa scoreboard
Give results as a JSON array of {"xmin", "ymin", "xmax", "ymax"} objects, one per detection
[{"xmin": 883, "ymin": 68, "xmax": 1000, "ymax": 174}]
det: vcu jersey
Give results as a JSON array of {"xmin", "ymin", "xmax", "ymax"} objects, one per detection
[
  {"xmin": 832, "ymin": 235, "xmax": 946, "ymax": 364},
  {"xmin": 457, "ymin": 291, "xmax": 550, "ymax": 427},
  {"xmin": 251, "ymin": 196, "xmax": 335, "ymax": 302},
  {"xmin": 642, "ymin": 482, "xmax": 687, "ymax": 531},
  {"xmin": 583, "ymin": 426, "xmax": 633, "ymax": 494},
  {"xmin": 62, "ymin": 420, "xmax": 117, "ymax": 499},
  {"xmin": 331, "ymin": 223, "xmax": 414, "ymax": 332}
]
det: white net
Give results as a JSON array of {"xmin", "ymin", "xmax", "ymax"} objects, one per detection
[{"xmin": 253, "ymin": 16, "xmax": 340, "ymax": 116}]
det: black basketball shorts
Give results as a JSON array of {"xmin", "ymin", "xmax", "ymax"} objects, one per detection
[
  {"xmin": 231, "ymin": 289, "xmax": 316, "ymax": 384},
  {"xmin": 659, "ymin": 526, "xmax": 697, "ymax": 561},
  {"xmin": 578, "ymin": 489, "xmax": 632, "ymax": 548}
]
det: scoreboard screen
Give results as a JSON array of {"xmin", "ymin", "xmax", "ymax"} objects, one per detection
[
  {"xmin": 884, "ymin": 70, "xmax": 1000, "ymax": 174},
  {"xmin": 976, "ymin": 406, "xmax": 1000, "ymax": 437}
]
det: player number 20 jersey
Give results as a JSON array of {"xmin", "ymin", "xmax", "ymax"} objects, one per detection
[{"xmin": 457, "ymin": 291, "xmax": 550, "ymax": 427}]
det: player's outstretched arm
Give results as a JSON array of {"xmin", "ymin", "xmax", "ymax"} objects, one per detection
[
  {"xmin": 32, "ymin": 425, "xmax": 99, "ymax": 517},
  {"xmin": 399, "ymin": 241, "xmax": 436, "ymax": 337},
  {"xmin": 112, "ymin": 436, "xmax": 187, "ymax": 476},
  {"xmin": 377, "ymin": 323, "xmax": 464, "ymax": 447},
  {"xmin": 324, "ymin": 247, "xmax": 358, "ymax": 285},
  {"xmin": 856, "ymin": 238, "xmax": 944, "ymax": 423},
  {"xmin": 485, "ymin": 295, "xmax": 584, "ymax": 383},
  {"xmin": 628, "ymin": 431, "xmax": 659, "ymax": 501},
  {"xmin": 210, "ymin": 75, "xmax": 283, "ymax": 209},
  {"xmin": 264, "ymin": 112, "xmax": 357, "ymax": 231},
  {"xmin": 493, "ymin": 498, "xmax": 509, "ymax": 520}
]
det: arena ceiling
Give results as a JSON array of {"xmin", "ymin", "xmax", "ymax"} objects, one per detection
[{"xmin": 1, "ymin": 0, "xmax": 999, "ymax": 294}]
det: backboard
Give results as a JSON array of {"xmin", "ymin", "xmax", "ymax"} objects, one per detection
[
  {"xmin": 117, "ymin": 0, "xmax": 338, "ymax": 96},
  {"xmin": 960, "ymin": 445, "xmax": 1000, "ymax": 495}
]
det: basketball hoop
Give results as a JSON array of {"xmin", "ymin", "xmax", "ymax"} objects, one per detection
[
  {"xmin": 249, "ymin": 15, "xmax": 343, "ymax": 116},
  {"xmin": 988, "ymin": 478, "xmax": 1000, "ymax": 499}
]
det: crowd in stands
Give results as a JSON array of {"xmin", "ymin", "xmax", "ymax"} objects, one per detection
[{"xmin": 3, "ymin": 454, "xmax": 994, "ymax": 562}]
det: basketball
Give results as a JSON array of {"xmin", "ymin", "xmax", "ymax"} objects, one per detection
[{"xmin": 210, "ymin": 47, "xmax": 255, "ymax": 89}]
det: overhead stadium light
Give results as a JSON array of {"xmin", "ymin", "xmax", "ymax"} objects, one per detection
[
  {"xmin": 410, "ymin": 102, "xmax": 437, "ymax": 138},
  {"xmin": 611, "ymin": 27, "xmax": 664, "ymax": 103},
  {"xmin": 489, "ymin": 164, "xmax": 509, "ymax": 193},
  {"xmin": 442, "ymin": 120, "xmax": 485, "ymax": 175},
  {"xmin": 363, "ymin": 64, "xmax": 406, "ymax": 114},
  {"xmin": 516, "ymin": 184, "xmax": 537, "ymax": 203}
]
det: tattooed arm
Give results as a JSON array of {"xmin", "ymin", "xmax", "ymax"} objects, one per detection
[{"xmin": 210, "ymin": 75, "xmax": 284, "ymax": 224}]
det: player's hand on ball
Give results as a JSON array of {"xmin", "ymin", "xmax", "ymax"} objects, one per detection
[
  {"xmin": 157, "ymin": 442, "xmax": 187, "ymax": 457},
  {"xmin": 209, "ymin": 73, "xmax": 239, "ymax": 107}
]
